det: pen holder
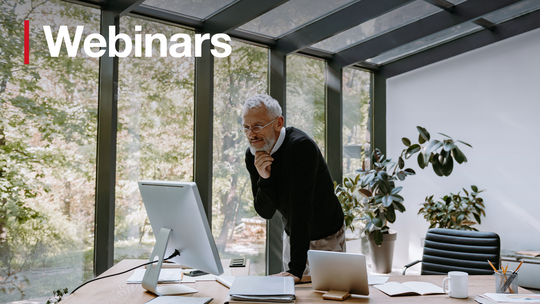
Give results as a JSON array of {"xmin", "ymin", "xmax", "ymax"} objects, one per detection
[{"xmin": 495, "ymin": 271, "xmax": 518, "ymax": 294}]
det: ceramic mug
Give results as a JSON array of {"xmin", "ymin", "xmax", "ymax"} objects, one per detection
[{"xmin": 442, "ymin": 271, "xmax": 468, "ymax": 298}]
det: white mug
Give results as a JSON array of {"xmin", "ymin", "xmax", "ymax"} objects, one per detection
[{"xmin": 442, "ymin": 271, "xmax": 468, "ymax": 299}]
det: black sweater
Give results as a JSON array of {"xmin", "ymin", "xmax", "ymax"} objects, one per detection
[{"xmin": 245, "ymin": 127, "xmax": 344, "ymax": 279}]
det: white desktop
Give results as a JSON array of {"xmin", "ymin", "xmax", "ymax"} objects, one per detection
[{"xmin": 138, "ymin": 181, "xmax": 224, "ymax": 296}]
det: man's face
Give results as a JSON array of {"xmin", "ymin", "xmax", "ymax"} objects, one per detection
[{"xmin": 242, "ymin": 105, "xmax": 282, "ymax": 154}]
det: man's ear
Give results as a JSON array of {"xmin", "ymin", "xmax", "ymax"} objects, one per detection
[{"xmin": 275, "ymin": 116, "xmax": 284, "ymax": 130}]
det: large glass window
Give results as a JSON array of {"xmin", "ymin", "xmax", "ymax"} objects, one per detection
[
  {"xmin": 286, "ymin": 55, "xmax": 325, "ymax": 151},
  {"xmin": 0, "ymin": 1, "xmax": 99, "ymax": 301},
  {"xmin": 213, "ymin": 40, "xmax": 268, "ymax": 276},
  {"xmin": 342, "ymin": 68, "xmax": 371, "ymax": 178},
  {"xmin": 115, "ymin": 16, "xmax": 195, "ymax": 263}
]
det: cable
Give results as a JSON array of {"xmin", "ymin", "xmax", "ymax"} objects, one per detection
[{"xmin": 70, "ymin": 249, "xmax": 181, "ymax": 295}]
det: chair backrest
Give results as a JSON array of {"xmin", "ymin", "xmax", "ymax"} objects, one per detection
[{"xmin": 421, "ymin": 228, "xmax": 500, "ymax": 275}]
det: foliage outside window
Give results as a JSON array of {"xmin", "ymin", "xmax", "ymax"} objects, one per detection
[
  {"xmin": 342, "ymin": 68, "xmax": 370, "ymax": 179},
  {"xmin": 286, "ymin": 54, "xmax": 325, "ymax": 151},
  {"xmin": 213, "ymin": 40, "xmax": 268, "ymax": 276},
  {"xmin": 115, "ymin": 16, "xmax": 195, "ymax": 263},
  {"xmin": 0, "ymin": 0, "xmax": 99, "ymax": 301}
]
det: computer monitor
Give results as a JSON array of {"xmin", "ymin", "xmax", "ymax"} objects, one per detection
[
  {"xmin": 308, "ymin": 250, "xmax": 369, "ymax": 296},
  {"xmin": 138, "ymin": 181, "xmax": 224, "ymax": 296}
]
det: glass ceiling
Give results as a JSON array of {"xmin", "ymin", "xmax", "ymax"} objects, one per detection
[
  {"xmin": 310, "ymin": 0, "xmax": 441, "ymax": 53},
  {"xmin": 238, "ymin": 0, "xmax": 359, "ymax": 38},
  {"xmin": 141, "ymin": 0, "xmax": 239, "ymax": 20},
  {"xmin": 368, "ymin": 0, "xmax": 540, "ymax": 65}
]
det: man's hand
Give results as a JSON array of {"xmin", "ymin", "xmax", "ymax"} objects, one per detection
[
  {"xmin": 254, "ymin": 151, "xmax": 273, "ymax": 179},
  {"xmin": 269, "ymin": 271, "xmax": 300, "ymax": 283}
]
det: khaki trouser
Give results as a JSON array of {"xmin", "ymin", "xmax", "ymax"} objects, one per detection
[{"xmin": 282, "ymin": 224, "xmax": 346, "ymax": 277}]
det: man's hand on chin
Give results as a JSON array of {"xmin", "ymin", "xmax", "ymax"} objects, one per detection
[{"xmin": 269, "ymin": 271, "xmax": 300, "ymax": 283}]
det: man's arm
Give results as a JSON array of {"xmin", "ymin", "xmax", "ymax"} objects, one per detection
[
  {"xmin": 286, "ymin": 139, "xmax": 319, "ymax": 279},
  {"xmin": 245, "ymin": 150, "xmax": 278, "ymax": 219}
]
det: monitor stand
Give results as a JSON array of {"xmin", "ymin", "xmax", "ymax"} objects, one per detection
[{"xmin": 141, "ymin": 227, "xmax": 198, "ymax": 296}]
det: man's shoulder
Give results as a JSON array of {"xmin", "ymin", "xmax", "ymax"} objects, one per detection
[{"xmin": 286, "ymin": 127, "xmax": 319, "ymax": 150}]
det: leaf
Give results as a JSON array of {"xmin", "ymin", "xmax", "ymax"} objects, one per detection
[
  {"xmin": 432, "ymin": 157, "xmax": 444, "ymax": 177},
  {"xmin": 373, "ymin": 217, "xmax": 383, "ymax": 228},
  {"xmin": 402, "ymin": 137, "xmax": 411, "ymax": 147},
  {"xmin": 457, "ymin": 140, "xmax": 472, "ymax": 148},
  {"xmin": 390, "ymin": 186, "xmax": 403, "ymax": 195},
  {"xmin": 471, "ymin": 185, "xmax": 478, "ymax": 192},
  {"xmin": 425, "ymin": 140, "xmax": 443, "ymax": 155},
  {"xmin": 451, "ymin": 146, "xmax": 467, "ymax": 164},
  {"xmin": 382, "ymin": 194, "xmax": 393, "ymax": 207},
  {"xmin": 417, "ymin": 152, "xmax": 426, "ymax": 169},
  {"xmin": 443, "ymin": 141, "xmax": 457, "ymax": 151},
  {"xmin": 442, "ymin": 155, "xmax": 454, "ymax": 176},
  {"xmin": 394, "ymin": 202, "xmax": 406, "ymax": 213},
  {"xmin": 391, "ymin": 194, "xmax": 404, "ymax": 202},
  {"xmin": 417, "ymin": 126, "xmax": 430, "ymax": 141},
  {"xmin": 386, "ymin": 205, "xmax": 396, "ymax": 223},
  {"xmin": 373, "ymin": 230, "xmax": 383, "ymax": 246},
  {"xmin": 405, "ymin": 144, "xmax": 421, "ymax": 159},
  {"xmin": 474, "ymin": 213, "xmax": 481, "ymax": 225},
  {"xmin": 358, "ymin": 189, "xmax": 372, "ymax": 198},
  {"xmin": 418, "ymin": 133, "xmax": 426, "ymax": 144},
  {"xmin": 439, "ymin": 132, "xmax": 452, "ymax": 138},
  {"xmin": 404, "ymin": 168, "xmax": 416, "ymax": 175},
  {"xmin": 397, "ymin": 171, "xmax": 406, "ymax": 181},
  {"xmin": 398, "ymin": 156, "xmax": 404, "ymax": 169}
]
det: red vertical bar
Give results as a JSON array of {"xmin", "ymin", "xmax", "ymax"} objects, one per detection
[{"xmin": 24, "ymin": 20, "xmax": 29, "ymax": 64}]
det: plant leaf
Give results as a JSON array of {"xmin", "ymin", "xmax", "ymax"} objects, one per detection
[
  {"xmin": 443, "ymin": 141, "xmax": 457, "ymax": 151},
  {"xmin": 418, "ymin": 133, "xmax": 426, "ymax": 144},
  {"xmin": 451, "ymin": 146, "xmax": 467, "ymax": 164},
  {"xmin": 382, "ymin": 194, "xmax": 393, "ymax": 207},
  {"xmin": 404, "ymin": 168, "xmax": 416, "ymax": 175},
  {"xmin": 471, "ymin": 185, "xmax": 478, "ymax": 192},
  {"xmin": 390, "ymin": 186, "xmax": 403, "ymax": 195},
  {"xmin": 373, "ymin": 217, "xmax": 383, "ymax": 228},
  {"xmin": 457, "ymin": 140, "xmax": 472, "ymax": 148},
  {"xmin": 405, "ymin": 144, "xmax": 421, "ymax": 159},
  {"xmin": 359, "ymin": 189, "xmax": 372, "ymax": 197},
  {"xmin": 398, "ymin": 156, "xmax": 404, "ymax": 169},
  {"xmin": 402, "ymin": 137, "xmax": 411, "ymax": 147},
  {"xmin": 439, "ymin": 132, "xmax": 452, "ymax": 138},
  {"xmin": 417, "ymin": 126, "xmax": 430, "ymax": 141},
  {"xmin": 417, "ymin": 152, "xmax": 426, "ymax": 169},
  {"xmin": 442, "ymin": 155, "xmax": 454, "ymax": 176},
  {"xmin": 425, "ymin": 140, "xmax": 443, "ymax": 155},
  {"xmin": 397, "ymin": 171, "xmax": 406, "ymax": 181},
  {"xmin": 386, "ymin": 205, "xmax": 396, "ymax": 223},
  {"xmin": 373, "ymin": 230, "xmax": 383, "ymax": 246},
  {"xmin": 393, "ymin": 202, "xmax": 406, "ymax": 213}
]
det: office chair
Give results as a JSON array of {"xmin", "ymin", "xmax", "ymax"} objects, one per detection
[{"xmin": 403, "ymin": 228, "xmax": 500, "ymax": 275}]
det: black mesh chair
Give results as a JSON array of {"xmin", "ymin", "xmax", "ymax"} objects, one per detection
[{"xmin": 403, "ymin": 228, "xmax": 500, "ymax": 275}]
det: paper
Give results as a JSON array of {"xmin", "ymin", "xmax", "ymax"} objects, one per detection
[
  {"xmin": 127, "ymin": 269, "xmax": 183, "ymax": 284},
  {"xmin": 180, "ymin": 268, "xmax": 232, "ymax": 282},
  {"xmin": 145, "ymin": 296, "xmax": 213, "ymax": 304},
  {"xmin": 216, "ymin": 275, "xmax": 235, "ymax": 288},
  {"xmin": 374, "ymin": 281, "xmax": 444, "ymax": 296},
  {"xmin": 368, "ymin": 275, "xmax": 389, "ymax": 285},
  {"xmin": 476, "ymin": 293, "xmax": 540, "ymax": 303},
  {"xmin": 229, "ymin": 276, "xmax": 295, "ymax": 297}
]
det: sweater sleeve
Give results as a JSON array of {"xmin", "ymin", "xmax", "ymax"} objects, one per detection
[
  {"xmin": 245, "ymin": 149, "xmax": 278, "ymax": 219},
  {"xmin": 286, "ymin": 139, "xmax": 318, "ymax": 279}
]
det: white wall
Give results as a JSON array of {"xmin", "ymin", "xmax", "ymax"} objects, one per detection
[{"xmin": 386, "ymin": 27, "xmax": 540, "ymax": 270}]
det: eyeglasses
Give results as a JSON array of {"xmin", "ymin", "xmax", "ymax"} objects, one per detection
[{"xmin": 241, "ymin": 118, "xmax": 277, "ymax": 134}]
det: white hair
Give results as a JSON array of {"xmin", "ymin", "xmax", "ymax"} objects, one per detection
[{"xmin": 242, "ymin": 94, "xmax": 282, "ymax": 119}]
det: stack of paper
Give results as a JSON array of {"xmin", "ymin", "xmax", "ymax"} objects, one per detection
[
  {"xmin": 475, "ymin": 293, "xmax": 540, "ymax": 303},
  {"xmin": 226, "ymin": 276, "xmax": 295, "ymax": 304},
  {"xmin": 127, "ymin": 269, "xmax": 183, "ymax": 284}
]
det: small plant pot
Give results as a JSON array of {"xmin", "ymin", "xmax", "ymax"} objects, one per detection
[{"xmin": 368, "ymin": 230, "xmax": 397, "ymax": 274}]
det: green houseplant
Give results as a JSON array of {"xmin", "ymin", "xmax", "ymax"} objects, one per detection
[
  {"xmin": 418, "ymin": 185, "xmax": 486, "ymax": 230},
  {"xmin": 346, "ymin": 126, "xmax": 472, "ymax": 273}
]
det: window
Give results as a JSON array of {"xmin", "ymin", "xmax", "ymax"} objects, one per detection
[
  {"xmin": 0, "ymin": 0, "xmax": 99, "ymax": 301},
  {"xmin": 212, "ymin": 40, "xmax": 268, "ymax": 275},
  {"xmin": 115, "ymin": 16, "xmax": 195, "ymax": 262}
]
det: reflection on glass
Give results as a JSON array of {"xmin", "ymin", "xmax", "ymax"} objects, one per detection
[
  {"xmin": 286, "ymin": 55, "xmax": 326, "ymax": 151},
  {"xmin": 141, "ymin": 0, "xmax": 239, "ymax": 19},
  {"xmin": 213, "ymin": 41, "xmax": 268, "ymax": 276},
  {"xmin": 368, "ymin": 21, "xmax": 481, "ymax": 65},
  {"xmin": 239, "ymin": 0, "xmax": 358, "ymax": 38},
  {"xmin": 482, "ymin": 0, "xmax": 540, "ymax": 24},
  {"xmin": 115, "ymin": 16, "xmax": 195, "ymax": 263},
  {"xmin": 0, "ymin": 0, "xmax": 98, "ymax": 301},
  {"xmin": 312, "ymin": 1, "xmax": 441, "ymax": 53},
  {"xmin": 342, "ymin": 68, "xmax": 371, "ymax": 178}
]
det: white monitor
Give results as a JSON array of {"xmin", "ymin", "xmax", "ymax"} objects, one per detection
[
  {"xmin": 308, "ymin": 250, "xmax": 369, "ymax": 296},
  {"xmin": 138, "ymin": 181, "xmax": 224, "ymax": 295}
]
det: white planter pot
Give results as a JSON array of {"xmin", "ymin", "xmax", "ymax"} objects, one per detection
[{"xmin": 368, "ymin": 230, "xmax": 397, "ymax": 274}]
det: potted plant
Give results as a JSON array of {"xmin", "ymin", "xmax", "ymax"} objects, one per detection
[
  {"xmin": 418, "ymin": 185, "xmax": 486, "ymax": 230},
  {"xmin": 352, "ymin": 126, "xmax": 471, "ymax": 273}
]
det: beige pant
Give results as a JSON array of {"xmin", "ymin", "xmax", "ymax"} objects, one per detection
[{"xmin": 282, "ymin": 224, "xmax": 346, "ymax": 277}]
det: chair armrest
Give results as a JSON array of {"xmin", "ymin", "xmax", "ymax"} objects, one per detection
[{"xmin": 402, "ymin": 260, "xmax": 421, "ymax": 275}]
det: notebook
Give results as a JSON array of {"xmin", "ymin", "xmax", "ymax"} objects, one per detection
[
  {"xmin": 228, "ymin": 276, "xmax": 295, "ymax": 303},
  {"xmin": 374, "ymin": 281, "xmax": 445, "ymax": 296}
]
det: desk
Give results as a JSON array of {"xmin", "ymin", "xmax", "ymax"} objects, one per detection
[{"xmin": 63, "ymin": 259, "xmax": 531, "ymax": 304}]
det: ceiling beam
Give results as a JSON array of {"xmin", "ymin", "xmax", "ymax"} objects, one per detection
[
  {"xmin": 334, "ymin": 0, "xmax": 523, "ymax": 68},
  {"xmin": 275, "ymin": 0, "xmax": 412, "ymax": 54},
  {"xmin": 379, "ymin": 8, "xmax": 540, "ymax": 78},
  {"xmin": 423, "ymin": 0, "xmax": 454, "ymax": 12},
  {"xmin": 204, "ymin": 0, "xmax": 289, "ymax": 34},
  {"xmin": 131, "ymin": 6, "xmax": 204, "ymax": 29},
  {"xmin": 105, "ymin": 0, "xmax": 145, "ymax": 17}
]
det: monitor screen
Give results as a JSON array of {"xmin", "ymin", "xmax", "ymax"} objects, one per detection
[{"xmin": 138, "ymin": 181, "xmax": 224, "ymax": 276}]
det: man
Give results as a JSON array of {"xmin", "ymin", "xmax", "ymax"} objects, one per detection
[{"xmin": 242, "ymin": 94, "xmax": 345, "ymax": 282}]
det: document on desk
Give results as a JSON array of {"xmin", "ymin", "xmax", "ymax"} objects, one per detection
[
  {"xmin": 228, "ymin": 276, "xmax": 296, "ymax": 303},
  {"xmin": 145, "ymin": 296, "xmax": 213, "ymax": 304},
  {"xmin": 127, "ymin": 269, "xmax": 183, "ymax": 284},
  {"xmin": 374, "ymin": 281, "xmax": 444, "ymax": 296},
  {"xmin": 475, "ymin": 293, "xmax": 540, "ymax": 303},
  {"xmin": 368, "ymin": 275, "xmax": 389, "ymax": 285}
]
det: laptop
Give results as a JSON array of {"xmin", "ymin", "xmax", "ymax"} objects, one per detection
[{"xmin": 307, "ymin": 250, "xmax": 369, "ymax": 296}]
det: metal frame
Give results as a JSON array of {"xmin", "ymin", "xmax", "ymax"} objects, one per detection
[{"xmin": 325, "ymin": 61, "xmax": 343, "ymax": 183}]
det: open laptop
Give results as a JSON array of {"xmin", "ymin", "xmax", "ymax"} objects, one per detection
[{"xmin": 308, "ymin": 250, "xmax": 369, "ymax": 296}]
